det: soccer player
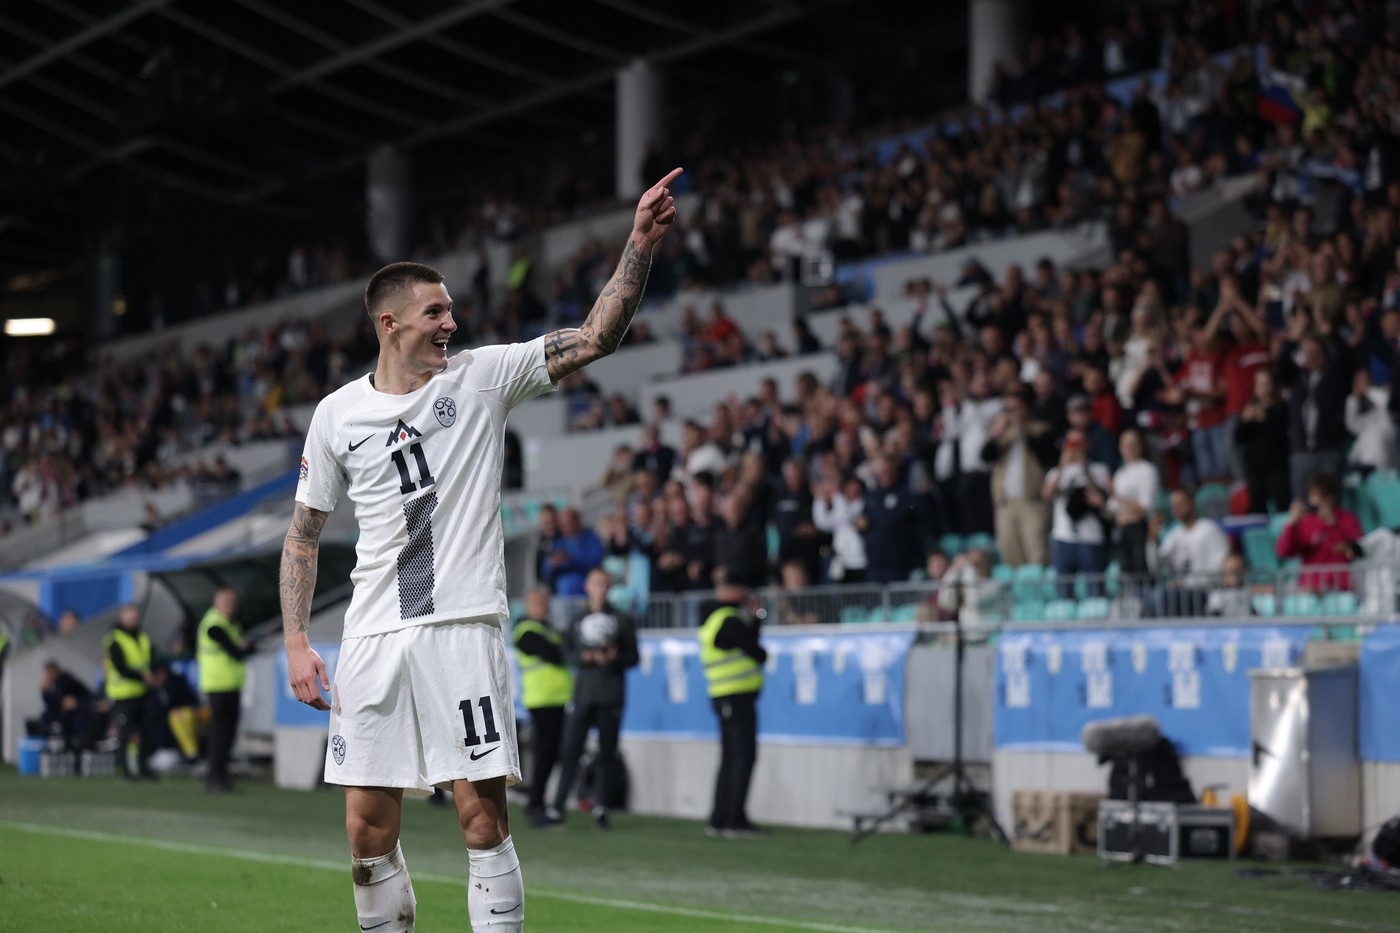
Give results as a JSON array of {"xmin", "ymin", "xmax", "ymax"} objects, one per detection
[{"xmin": 281, "ymin": 168, "xmax": 682, "ymax": 932}]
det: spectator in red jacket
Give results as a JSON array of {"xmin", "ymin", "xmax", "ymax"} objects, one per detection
[{"xmin": 1275, "ymin": 472, "xmax": 1363, "ymax": 593}]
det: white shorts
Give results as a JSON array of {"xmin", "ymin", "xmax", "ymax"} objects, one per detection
[{"xmin": 324, "ymin": 618, "xmax": 520, "ymax": 796}]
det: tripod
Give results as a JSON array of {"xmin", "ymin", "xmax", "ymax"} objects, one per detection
[{"xmin": 852, "ymin": 616, "xmax": 1008, "ymax": 845}]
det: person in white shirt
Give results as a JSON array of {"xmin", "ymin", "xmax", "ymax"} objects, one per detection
[
  {"xmin": 1345, "ymin": 368, "xmax": 1397, "ymax": 474},
  {"xmin": 1043, "ymin": 429, "xmax": 1113, "ymax": 595},
  {"xmin": 1154, "ymin": 488, "xmax": 1232, "ymax": 617},
  {"xmin": 281, "ymin": 169, "xmax": 683, "ymax": 933},
  {"xmin": 812, "ymin": 475, "xmax": 869, "ymax": 583},
  {"xmin": 946, "ymin": 371, "xmax": 1002, "ymax": 536},
  {"xmin": 1109, "ymin": 429, "xmax": 1160, "ymax": 578}
]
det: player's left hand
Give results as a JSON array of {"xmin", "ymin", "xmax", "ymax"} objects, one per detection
[{"xmin": 634, "ymin": 168, "xmax": 682, "ymax": 245}]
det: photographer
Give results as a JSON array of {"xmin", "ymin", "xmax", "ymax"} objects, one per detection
[{"xmin": 1042, "ymin": 429, "xmax": 1113, "ymax": 596}]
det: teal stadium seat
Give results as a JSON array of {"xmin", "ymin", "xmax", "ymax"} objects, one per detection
[
  {"xmin": 1321, "ymin": 591, "xmax": 1359, "ymax": 616},
  {"xmin": 1242, "ymin": 527, "xmax": 1280, "ymax": 571},
  {"xmin": 1077, "ymin": 597, "xmax": 1111, "ymax": 620},
  {"xmin": 1043, "ymin": 599, "xmax": 1078, "ymax": 622},
  {"xmin": 992, "ymin": 564, "xmax": 1015, "ymax": 583},
  {"xmin": 1012, "ymin": 601, "xmax": 1045, "ymax": 623},
  {"xmin": 963, "ymin": 532, "xmax": 996, "ymax": 557},
  {"xmin": 1251, "ymin": 594, "xmax": 1278, "ymax": 616},
  {"xmin": 937, "ymin": 533, "xmax": 964, "ymax": 557},
  {"xmin": 840, "ymin": 605, "xmax": 869, "ymax": 625},
  {"xmin": 602, "ymin": 555, "xmax": 628, "ymax": 580},
  {"xmin": 891, "ymin": 603, "xmax": 920, "ymax": 622},
  {"xmin": 1366, "ymin": 473, "xmax": 1400, "ymax": 530},
  {"xmin": 1283, "ymin": 593, "xmax": 1321, "ymax": 616},
  {"xmin": 1195, "ymin": 483, "xmax": 1230, "ymax": 520}
]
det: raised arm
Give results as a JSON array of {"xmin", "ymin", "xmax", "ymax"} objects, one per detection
[
  {"xmin": 281, "ymin": 501, "xmax": 331, "ymax": 709},
  {"xmin": 544, "ymin": 168, "xmax": 682, "ymax": 383}
]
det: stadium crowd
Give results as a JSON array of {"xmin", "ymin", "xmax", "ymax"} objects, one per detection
[
  {"xmin": 0, "ymin": 316, "xmax": 378, "ymax": 536},
  {"xmin": 529, "ymin": 0, "xmax": 1400, "ymax": 616}
]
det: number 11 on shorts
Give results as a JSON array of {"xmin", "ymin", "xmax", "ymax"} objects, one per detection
[{"xmin": 458, "ymin": 696, "xmax": 501, "ymax": 747}]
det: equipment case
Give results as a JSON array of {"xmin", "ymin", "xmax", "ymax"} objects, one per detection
[{"xmin": 1097, "ymin": 801, "xmax": 1235, "ymax": 865}]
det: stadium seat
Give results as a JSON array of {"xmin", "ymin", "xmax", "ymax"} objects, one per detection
[
  {"xmin": 1268, "ymin": 513, "xmax": 1290, "ymax": 537},
  {"xmin": 603, "ymin": 555, "xmax": 628, "ymax": 580},
  {"xmin": 937, "ymin": 533, "xmax": 964, "ymax": 557},
  {"xmin": 890, "ymin": 603, "xmax": 920, "ymax": 622},
  {"xmin": 1012, "ymin": 601, "xmax": 1045, "ymax": 623},
  {"xmin": 963, "ymin": 532, "xmax": 995, "ymax": 555},
  {"xmin": 1194, "ymin": 483, "xmax": 1230, "ymax": 521},
  {"xmin": 766, "ymin": 524, "xmax": 780, "ymax": 560},
  {"xmin": 1242, "ymin": 528, "xmax": 1279, "ymax": 571},
  {"xmin": 1321, "ymin": 591, "xmax": 1359, "ymax": 616},
  {"xmin": 1366, "ymin": 473, "xmax": 1400, "ymax": 530},
  {"xmin": 840, "ymin": 605, "xmax": 869, "ymax": 625},
  {"xmin": 1251, "ymin": 594, "xmax": 1278, "ymax": 617},
  {"xmin": 1012, "ymin": 564, "xmax": 1049, "ymax": 602},
  {"xmin": 992, "ymin": 564, "xmax": 1015, "ymax": 583},
  {"xmin": 1077, "ymin": 597, "xmax": 1110, "ymax": 620},
  {"xmin": 1283, "ymin": 593, "xmax": 1321, "ymax": 616},
  {"xmin": 1043, "ymin": 599, "xmax": 1078, "ymax": 622}
]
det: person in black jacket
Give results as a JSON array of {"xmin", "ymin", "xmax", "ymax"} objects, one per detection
[
  {"xmin": 700, "ymin": 575, "xmax": 768, "ymax": 838},
  {"xmin": 546, "ymin": 568, "xmax": 639, "ymax": 829},
  {"xmin": 1277, "ymin": 327, "xmax": 1352, "ymax": 501},
  {"xmin": 857, "ymin": 455, "xmax": 933, "ymax": 583},
  {"xmin": 713, "ymin": 495, "xmax": 768, "ymax": 588},
  {"xmin": 39, "ymin": 661, "xmax": 101, "ymax": 751},
  {"xmin": 1234, "ymin": 369, "xmax": 1292, "ymax": 514},
  {"xmin": 770, "ymin": 457, "xmax": 822, "ymax": 584}
]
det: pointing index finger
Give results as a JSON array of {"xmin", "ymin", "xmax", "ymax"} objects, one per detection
[{"xmin": 651, "ymin": 167, "xmax": 684, "ymax": 193}]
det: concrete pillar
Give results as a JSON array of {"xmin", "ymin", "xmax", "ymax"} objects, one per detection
[
  {"xmin": 366, "ymin": 146, "xmax": 412, "ymax": 263},
  {"xmin": 968, "ymin": 0, "xmax": 1028, "ymax": 106},
  {"xmin": 89, "ymin": 226, "xmax": 120, "ymax": 340},
  {"xmin": 615, "ymin": 60, "xmax": 664, "ymax": 201}
]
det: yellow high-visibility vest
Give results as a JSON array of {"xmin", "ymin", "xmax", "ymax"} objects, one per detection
[
  {"xmin": 103, "ymin": 629, "xmax": 151, "ymax": 701},
  {"xmin": 698, "ymin": 606, "xmax": 763, "ymax": 698},
  {"xmin": 512, "ymin": 618, "xmax": 573, "ymax": 708},
  {"xmin": 197, "ymin": 608, "xmax": 247, "ymax": 693}
]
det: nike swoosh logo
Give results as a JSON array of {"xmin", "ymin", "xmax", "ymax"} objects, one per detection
[
  {"xmin": 489, "ymin": 903, "xmax": 520, "ymax": 915},
  {"xmin": 469, "ymin": 746, "xmax": 498, "ymax": 761},
  {"xmin": 348, "ymin": 434, "xmax": 373, "ymax": 451},
  {"xmin": 360, "ymin": 922, "xmax": 391, "ymax": 931}
]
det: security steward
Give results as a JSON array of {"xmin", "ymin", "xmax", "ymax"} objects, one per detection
[
  {"xmin": 511, "ymin": 587, "xmax": 573, "ymax": 823},
  {"xmin": 104, "ymin": 603, "xmax": 156, "ymax": 781},
  {"xmin": 198, "ymin": 587, "xmax": 254, "ymax": 793},
  {"xmin": 699, "ymin": 571, "xmax": 768, "ymax": 837}
]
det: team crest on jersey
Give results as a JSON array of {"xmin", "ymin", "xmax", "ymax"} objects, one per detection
[
  {"xmin": 332, "ymin": 734, "xmax": 346, "ymax": 765},
  {"xmin": 434, "ymin": 397, "xmax": 457, "ymax": 427},
  {"xmin": 385, "ymin": 419, "xmax": 423, "ymax": 447}
]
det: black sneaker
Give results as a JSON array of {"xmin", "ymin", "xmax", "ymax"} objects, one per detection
[{"xmin": 593, "ymin": 808, "xmax": 611, "ymax": 830}]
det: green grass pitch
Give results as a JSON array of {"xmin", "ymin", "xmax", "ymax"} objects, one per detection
[{"xmin": 0, "ymin": 768, "xmax": 1394, "ymax": 932}]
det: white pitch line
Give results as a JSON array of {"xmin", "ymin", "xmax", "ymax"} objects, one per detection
[{"xmin": 0, "ymin": 820, "xmax": 901, "ymax": 933}]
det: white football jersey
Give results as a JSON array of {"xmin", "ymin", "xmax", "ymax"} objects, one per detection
[{"xmin": 296, "ymin": 336, "xmax": 555, "ymax": 638}]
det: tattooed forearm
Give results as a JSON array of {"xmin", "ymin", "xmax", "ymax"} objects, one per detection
[
  {"xmin": 280, "ymin": 503, "xmax": 328, "ymax": 640},
  {"xmin": 545, "ymin": 237, "xmax": 653, "ymax": 382}
]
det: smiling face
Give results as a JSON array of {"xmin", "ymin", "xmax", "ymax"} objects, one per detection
[{"xmin": 384, "ymin": 281, "xmax": 457, "ymax": 375}]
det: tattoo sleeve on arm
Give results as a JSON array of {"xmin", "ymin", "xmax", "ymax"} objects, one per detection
[
  {"xmin": 545, "ymin": 238, "xmax": 653, "ymax": 383},
  {"xmin": 280, "ymin": 502, "xmax": 328, "ymax": 639}
]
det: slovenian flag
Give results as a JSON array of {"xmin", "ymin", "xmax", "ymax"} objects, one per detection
[{"xmin": 1257, "ymin": 67, "xmax": 1305, "ymax": 124}]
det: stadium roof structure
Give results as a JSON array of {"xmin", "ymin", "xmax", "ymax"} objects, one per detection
[{"xmin": 0, "ymin": 0, "xmax": 965, "ymax": 320}]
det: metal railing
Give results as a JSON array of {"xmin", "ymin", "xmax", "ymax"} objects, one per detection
[{"xmin": 537, "ymin": 562, "xmax": 1396, "ymax": 630}]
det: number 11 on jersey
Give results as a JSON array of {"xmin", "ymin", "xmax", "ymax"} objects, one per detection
[{"xmin": 391, "ymin": 442, "xmax": 435, "ymax": 495}]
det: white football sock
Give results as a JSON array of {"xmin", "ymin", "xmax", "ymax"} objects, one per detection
[
  {"xmin": 468, "ymin": 836, "xmax": 524, "ymax": 931},
  {"xmin": 352, "ymin": 842, "xmax": 416, "ymax": 932}
]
